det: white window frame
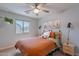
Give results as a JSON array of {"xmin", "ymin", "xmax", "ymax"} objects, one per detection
[{"xmin": 16, "ymin": 20, "xmax": 30, "ymax": 34}]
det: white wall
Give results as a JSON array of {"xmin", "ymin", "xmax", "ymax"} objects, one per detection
[
  {"xmin": 38, "ymin": 4, "xmax": 79, "ymax": 54},
  {"xmin": 0, "ymin": 10, "xmax": 38, "ymax": 48},
  {"xmin": 60, "ymin": 5, "xmax": 79, "ymax": 54},
  {"xmin": 38, "ymin": 11, "xmax": 60, "ymax": 35}
]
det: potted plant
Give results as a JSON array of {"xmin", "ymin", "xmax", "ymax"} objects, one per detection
[{"xmin": 4, "ymin": 17, "xmax": 14, "ymax": 24}]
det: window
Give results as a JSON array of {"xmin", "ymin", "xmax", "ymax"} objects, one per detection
[{"xmin": 16, "ymin": 20, "xmax": 30, "ymax": 34}]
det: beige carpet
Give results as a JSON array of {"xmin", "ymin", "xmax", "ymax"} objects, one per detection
[{"xmin": 0, "ymin": 47, "xmax": 20, "ymax": 56}]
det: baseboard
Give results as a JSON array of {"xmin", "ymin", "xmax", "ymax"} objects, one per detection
[{"xmin": 0, "ymin": 44, "xmax": 15, "ymax": 52}]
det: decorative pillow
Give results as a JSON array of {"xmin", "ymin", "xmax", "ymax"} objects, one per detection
[
  {"xmin": 54, "ymin": 31, "xmax": 62, "ymax": 47},
  {"xmin": 54, "ymin": 32, "xmax": 59, "ymax": 39},
  {"xmin": 54, "ymin": 32, "xmax": 62, "ymax": 40},
  {"xmin": 41, "ymin": 32, "xmax": 50, "ymax": 39},
  {"xmin": 49, "ymin": 32, "xmax": 55, "ymax": 38},
  {"xmin": 58, "ymin": 32, "xmax": 62, "ymax": 40}
]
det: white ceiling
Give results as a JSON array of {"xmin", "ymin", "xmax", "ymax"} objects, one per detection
[{"xmin": 0, "ymin": 3, "xmax": 78, "ymax": 18}]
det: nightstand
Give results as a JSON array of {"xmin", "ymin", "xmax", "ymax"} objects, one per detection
[{"xmin": 63, "ymin": 42, "xmax": 75, "ymax": 56}]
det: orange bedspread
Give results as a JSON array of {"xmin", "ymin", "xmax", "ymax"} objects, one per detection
[{"xmin": 15, "ymin": 37, "xmax": 57, "ymax": 56}]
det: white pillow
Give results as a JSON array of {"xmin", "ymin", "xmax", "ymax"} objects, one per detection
[{"xmin": 41, "ymin": 32, "xmax": 50, "ymax": 39}]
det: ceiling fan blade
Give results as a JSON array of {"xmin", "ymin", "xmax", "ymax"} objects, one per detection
[
  {"xmin": 30, "ymin": 3, "xmax": 40, "ymax": 9},
  {"xmin": 42, "ymin": 10, "xmax": 49, "ymax": 13},
  {"xmin": 30, "ymin": 5, "xmax": 35, "ymax": 9},
  {"xmin": 24, "ymin": 10, "xmax": 32, "ymax": 14}
]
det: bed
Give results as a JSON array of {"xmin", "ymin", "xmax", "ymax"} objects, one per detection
[{"xmin": 15, "ymin": 37, "xmax": 57, "ymax": 56}]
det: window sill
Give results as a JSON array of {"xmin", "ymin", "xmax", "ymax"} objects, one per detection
[{"xmin": 16, "ymin": 32, "xmax": 29, "ymax": 35}]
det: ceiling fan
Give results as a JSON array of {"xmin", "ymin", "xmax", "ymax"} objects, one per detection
[{"xmin": 24, "ymin": 3, "xmax": 50, "ymax": 16}]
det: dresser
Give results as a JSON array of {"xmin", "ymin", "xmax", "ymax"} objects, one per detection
[{"xmin": 63, "ymin": 42, "xmax": 75, "ymax": 56}]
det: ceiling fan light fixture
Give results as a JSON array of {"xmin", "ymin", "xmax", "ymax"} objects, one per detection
[
  {"xmin": 25, "ymin": 3, "xmax": 49, "ymax": 16},
  {"xmin": 33, "ymin": 9, "xmax": 40, "ymax": 14}
]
